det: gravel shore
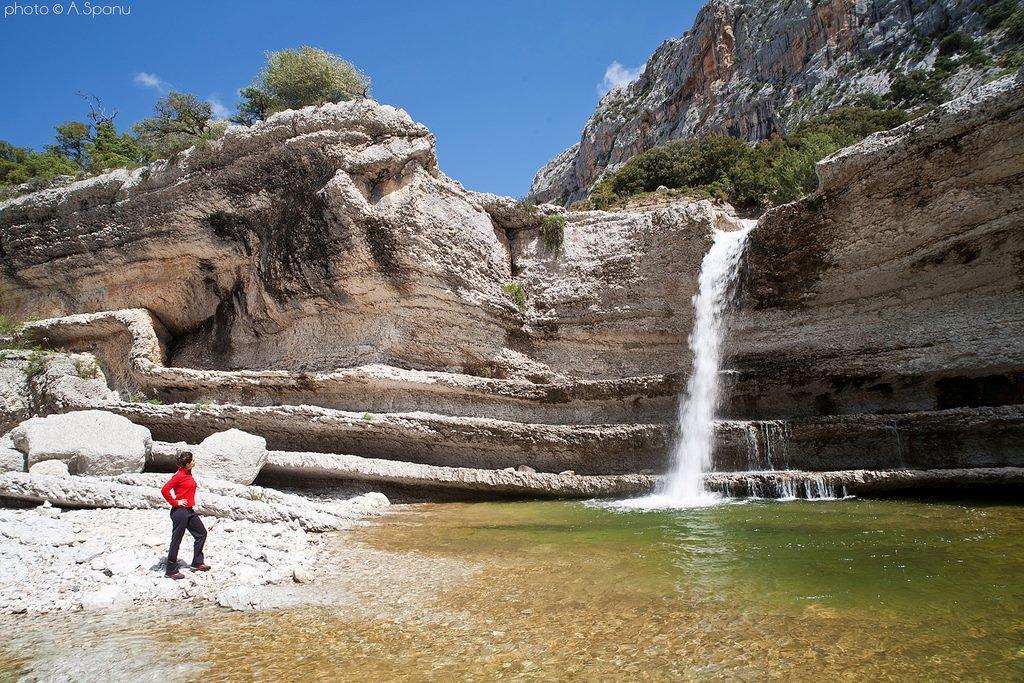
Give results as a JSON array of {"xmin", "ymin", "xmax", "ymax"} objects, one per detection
[{"xmin": 0, "ymin": 503, "xmax": 359, "ymax": 615}]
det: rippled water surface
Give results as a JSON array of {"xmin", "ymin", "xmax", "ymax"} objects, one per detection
[{"xmin": 4, "ymin": 498, "xmax": 1024, "ymax": 681}]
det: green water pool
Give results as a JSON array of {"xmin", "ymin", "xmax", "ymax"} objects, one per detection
[{"xmin": 3, "ymin": 497, "xmax": 1023, "ymax": 681}]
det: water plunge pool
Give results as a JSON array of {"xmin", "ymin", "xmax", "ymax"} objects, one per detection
[{"xmin": 3, "ymin": 497, "xmax": 1022, "ymax": 680}]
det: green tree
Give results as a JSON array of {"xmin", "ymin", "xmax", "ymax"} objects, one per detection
[
  {"xmin": 234, "ymin": 46, "xmax": 371, "ymax": 124},
  {"xmin": 134, "ymin": 91, "xmax": 223, "ymax": 158},
  {"xmin": 231, "ymin": 85, "xmax": 275, "ymax": 126},
  {"xmin": 48, "ymin": 121, "xmax": 91, "ymax": 166},
  {"xmin": 87, "ymin": 119, "xmax": 146, "ymax": 172}
]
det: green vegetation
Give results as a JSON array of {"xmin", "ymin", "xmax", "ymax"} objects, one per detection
[
  {"xmin": 74, "ymin": 358, "xmax": 99, "ymax": 379},
  {"xmin": 2, "ymin": 47, "xmax": 369, "ymax": 196},
  {"xmin": 540, "ymin": 215, "xmax": 566, "ymax": 252},
  {"xmin": 0, "ymin": 315, "xmax": 43, "ymax": 356},
  {"xmin": 982, "ymin": 0, "xmax": 1024, "ymax": 40},
  {"xmin": 233, "ymin": 46, "xmax": 371, "ymax": 124},
  {"xmin": 361, "ymin": 412, "xmax": 375, "ymax": 421},
  {"xmin": 501, "ymin": 282, "xmax": 527, "ymax": 312},
  {"xmin": 578, "ymin": 105, "xmax": 911, "ymax": 212},
  {"xmin": 889, "ymin": 70, "xmax": 949, "ymax": 107},
  {"xmin": 0, "ymin": 314, "xmax": 21, "ymax": 343},
  {"xmin": 24, "ymin": 349, "xmax": 48, "ymax": 377},
  {"xmin": 133, "ymin": 92, "xmax": 226, "ymax": 159}
]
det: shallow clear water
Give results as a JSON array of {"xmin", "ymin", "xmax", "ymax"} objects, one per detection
[{"xmin": 3, "ymin": 498, "xmax": 1024, "ymax": 681}]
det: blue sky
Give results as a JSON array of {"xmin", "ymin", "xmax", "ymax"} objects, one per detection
[{"xmin": 1, "ymin": 0, "xmax": 701, "ymax": 197}]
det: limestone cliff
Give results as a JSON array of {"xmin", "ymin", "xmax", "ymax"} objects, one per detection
[
  {"xmin": 530, "ymin": 0, "xmax": 1017, "ymax": 205},
  {"xmin": 1, "ymin": 72, "xmax": 1022, "ymax": 484},
  {"xmin": 728, "ymin": 69, "xmax": 1024, "ymax": 420}
]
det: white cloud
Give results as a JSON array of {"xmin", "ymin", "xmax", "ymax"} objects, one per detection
[
  {"xmin": 598, "ymin": 61, "xmax": 643, "ymax": 96},
  {"xmin": 134, "ymin": 71, "xmax": 171, "ymax": 93},
  {"xmin": 207, "ymin": 96, "xmax": 230, "ymax": 120}
]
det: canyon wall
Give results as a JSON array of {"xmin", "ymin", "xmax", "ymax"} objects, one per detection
[
  {"xmin": 1, "ymin": 72, "xmax": 1022, "ymax": 485},
  {"xmin": 728, "ymin": 70, "xmax": 1024, "ymax": 420},
  {"xmin": 530, "ymin": 0, "xmax": 1012, "ymax": 205}
]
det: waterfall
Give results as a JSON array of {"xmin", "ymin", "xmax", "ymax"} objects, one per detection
[
  {"xmin": 613, "ymin": 220, "xmax": 754, "ymax": 510},
  {"xmin": 661, "ymin": 220, "xmax": 755, "ymax": 504}
]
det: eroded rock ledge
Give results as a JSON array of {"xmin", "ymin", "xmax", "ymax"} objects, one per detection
[{"xmin": 1, "ymin": 73, "xmax": 1022, "ymax": 494}]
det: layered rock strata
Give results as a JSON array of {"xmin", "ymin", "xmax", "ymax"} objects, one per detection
[
  {"xmin": 728, "ymin": 70, "xmax": 1024, "ymax": 420},
  {"xmin": 1, "ymin": 74, "xmax": 1022, "ymax": 496}
]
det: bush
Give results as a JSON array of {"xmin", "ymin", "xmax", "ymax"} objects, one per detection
[
  {"xmin": 234, "ymin": 46, "xmax": 371, "ymax": 124},
  {"xmin": 0, "ymin": 141, "xmax": 78, "ymax": 190},
  {"xmin": 889, "ymin": 70, "xmax": 948, "ymax": 107},
  {"xmin": 938, "ymin": 32, "xmax": 976, "ymax": 57},
  {"xmin": 580, "ymin": 106, "xmax": 910, "ymax": 212},
  {"xmin": 540, "ymin": 215, "xmax": 566, "ymax": 252},
  {"xmin": 501, "ymin": 283, "xmax": 527, "ymax": 311},
  {"xmin": 982, "ymin": 0, "xmax": 1024, "ymax": 40},
  {"xmin": 74, "ymin": 358, "xmax": 99, "ymax": 379}
]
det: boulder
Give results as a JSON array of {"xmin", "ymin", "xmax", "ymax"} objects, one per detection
[
  {"xmin": 11, "ymin": 410, "xmax": 150, "ymax": 476},
  {"xmin": 195, "ymin": 429, "xmax": 268, "ymax": 485},
  {"xmin": 80, "ymin": 584, "xmax": 131, "ymax": 611},
  {"xmin": 0, "ymin": 433, "xmax": 23, "ymax": 472},
  {"xmin": 29, "ymin": 460, "xmax": 69, "ymax": 477},
  {"xmin": 0, "ymin": 357, "xmax": 31, "ymax": 434}
]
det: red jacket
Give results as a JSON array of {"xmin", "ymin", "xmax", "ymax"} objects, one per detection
[{"xmin": 161, "ymin": 468, "xmax": 197, "ymax": 508}]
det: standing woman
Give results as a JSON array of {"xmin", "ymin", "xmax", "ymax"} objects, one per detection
[{"xmin": 160, "ymin": 451, "xmax": 211, "ymax": 579}]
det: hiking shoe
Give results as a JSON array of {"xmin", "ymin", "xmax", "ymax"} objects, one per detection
[
  {"xmin": 165, "ymin": 571, "xmax": 185, "ymax": 580},
  {"xmin": 190, "ymin": 563, "xmax": 211, "ymax": 572}
]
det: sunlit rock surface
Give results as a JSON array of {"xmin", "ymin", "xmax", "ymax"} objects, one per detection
[
  {"xmin": 0, "ymin": 73, "xmax": 1021, "ymax": 489},
  {"xmin": 529, "ymin": 0, "xmax": 1011, "ymax": 204}
]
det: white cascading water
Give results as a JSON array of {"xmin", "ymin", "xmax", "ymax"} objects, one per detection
[{"xmin": 613, "ymin": 219, "xmax": 755, "ymax": 509}]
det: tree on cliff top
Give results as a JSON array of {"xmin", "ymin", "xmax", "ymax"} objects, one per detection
[
  {"xmin": 133, "ymin": 92, "xmax": 226, "ymax": 158},
  {"xmin": 232, "ymin": 46, "xmax": 371, "ymax": 125}
]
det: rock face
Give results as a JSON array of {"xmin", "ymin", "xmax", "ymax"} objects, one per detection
[
  {"xmin": 727, "ymin": 70, "xmax": 1024, "ymax": 420},
  {"xmin": 0, "ymin": 72, "xmax": 1021, "ymax": 489},
  {"xmin": 195, "ymin": 428, "xmax": 268, "ymax": 485},
  {"xmin": 0, "ymin": 439, "xmax": 23, "ymax": 473},
  {"xmin": 0, "ymin": 101, "xmax": 513, "ymax": 375},
  {"xmin": 0, "ymin": 358, "xmax": 31, "ymax": 433},
  {"xmin": 530, "ymin": 0, "xmax": 1013, "ymax": 205},
  {"xmin": 11, "ymin": 410, "xmax": 151, "ymax": 476},
  {"xmin": 0, "ymin": 101, "xmax": 738, "ymax": 383}
]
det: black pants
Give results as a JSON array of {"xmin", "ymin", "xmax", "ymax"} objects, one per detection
[{"xmin": 166, "ymin": 506, "xmax": 206, "ymax": 573}]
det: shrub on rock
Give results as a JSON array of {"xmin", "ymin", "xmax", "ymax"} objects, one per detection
[
  {"xmin": 11, "ymin": 410, "xmax": 151, "ymax": 476},
  {"xmin": 195, "ymin": 428, "xmax": 267, "ymax": 485}
]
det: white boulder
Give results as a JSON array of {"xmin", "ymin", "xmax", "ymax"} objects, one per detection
[
  {"xmin": 0, "ymin": 435, "xmax": 23, "ymax": 472},
  {"xmin": 11, "ymin": 410, "xmax": 151, "ymax": 476},
  {"xmin": 195, "ymin": 429, "xmax": 267, "ymax": 485},
  {"xmin": 29, "ymin": 460, "xmax": 70, "ymax": 477},
  {"xmin": 81, "ymin": 584, "xmax": 131, "ymax": 611}
]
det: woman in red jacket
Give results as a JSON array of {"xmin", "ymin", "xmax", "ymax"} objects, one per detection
[{"xmin": 161, "ymin": 451, "xmax": 211, "ymax": 579}]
